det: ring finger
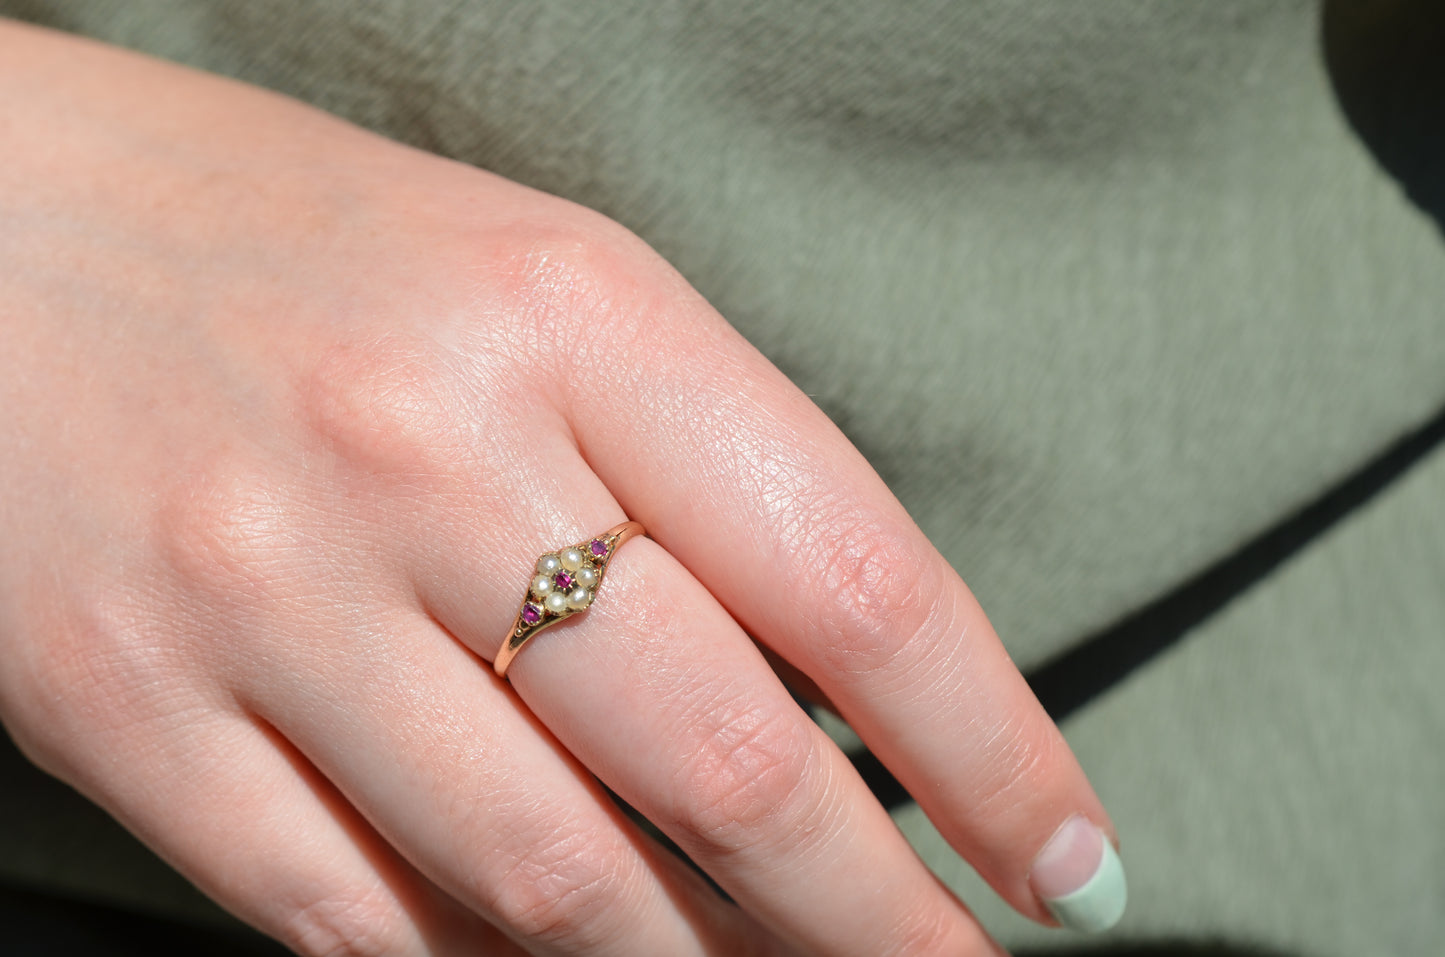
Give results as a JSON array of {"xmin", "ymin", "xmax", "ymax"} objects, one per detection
[{"xmin": 418, "ymin": 450, "xmax": 1007, "ymax": 957}]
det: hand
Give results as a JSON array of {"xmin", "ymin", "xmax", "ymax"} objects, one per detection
[{"xmin": 0, "ymin": 19, "xmax": 1119, "ymax": 956}]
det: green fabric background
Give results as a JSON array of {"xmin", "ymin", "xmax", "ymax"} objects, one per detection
[{"xmin": 1, "ymin": 2, "xmax": 1441, "ymax": 953}]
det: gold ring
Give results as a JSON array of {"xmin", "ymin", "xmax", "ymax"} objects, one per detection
[{"xmin": 494, "ymin": 521, "xmax": 645, "ymax": 678}]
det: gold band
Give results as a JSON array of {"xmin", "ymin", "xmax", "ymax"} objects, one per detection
[{"xmin": 494, "ymin": 521, "xmax": 645, "ymax": 678}]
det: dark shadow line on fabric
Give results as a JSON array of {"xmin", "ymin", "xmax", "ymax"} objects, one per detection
[
  {"xmin": 847, "ymin": 399, "xmax": 1445, "ymax": 811},
  {"xmin": 1015, "ymin": 943, "xmax": 1305, "ymax": 957}
]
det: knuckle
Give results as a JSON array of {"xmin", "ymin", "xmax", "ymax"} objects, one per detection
[
  {"xmin": 491, "ymin": 216, "xmax": 634, "ymax": 310},
  {"xmin": 485, "ymin": 218, "xmax": 662, "ymax": 371},
  {"xmin": 670, "ymin": 700, "xmax": 820, "ymax": 856},
  {"xmin": 807, "ymin": 510, "xmax": 947, "ymax": 678},
  {"xmin": 482, "ymin": 823, "xmax": 634, "ymax": 950},
  {"xmin": 297, "ymin": 334, "xmax": 473, "ymax": 481},
  {"xmin": 155, "ymin": 455, "xmax": 299, "ymax": 600},
  {"xmin": 279, "ymin": 886, "xmax": 410, "ymax": 957}
]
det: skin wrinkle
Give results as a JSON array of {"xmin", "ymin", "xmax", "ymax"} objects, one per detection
[
  {"xmin": 673, "ymin": 719, "xmax": 813, "ymax": 855},
  {"xmin": 774, "ymin": 739, "xmax": 851, "ymax": 874},
  {"xmin": 675, "ymin": 369, "xmax": 828, "ymax": 562},
  {"xmin": 645, "ymin": 349, "xmax": 955, "ymax": 696},
  {"xmin": 281, "ymin": 891, "xmax": 411, "ymax": 957},
  {"xmin": 51, "ymin": 696, "xmax": 255, "ymax": 837},
  {"xmin": 319, "ymin": 638, "xmax": 475, "ymax": 742},
  {"xmin": 604, "ymin": 569, "xmax": 832, "ymax": 878},
  {"xmin": 877, "ymin": 896, "xmax": 976, "ymax": 957},
  {"xmin": 483, "ymin": 820, "xmax": 640, "ymax": 951},
  {"xmin": 766, "ymin": 494, "xmax": 948, "ymax": 714},
  {"xmin": 557, "ymin": 248, "xmax": 785, "ymax": 501},
  {"xmin": 35, "ymin": 660, "xmax": 215, "ymax": 784},
  {"xmin": 953, "ymin": 716, "xmax": 1058, "ymax": 833},
  {"xmin": 19, "ymin": 587, "xmax": 193, "ymax": 740},
  {"xmin": 861, "ymin": 585, "xmax": 975, "ymax": 710}
]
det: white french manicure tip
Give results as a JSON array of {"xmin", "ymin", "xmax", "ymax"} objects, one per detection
[
  {"xmin": 1030, "ymin": 815, "xmax": 1127, "ymax": 933},
  {"xmin": 1042, "ymin": 835, "xmax": 1127, "ymax": 932}
]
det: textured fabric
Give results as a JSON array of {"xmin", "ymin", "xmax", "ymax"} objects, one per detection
[
  {"xmin": 0, "ymin": 1, "xmax": 1441, "ymax": 953},
  {"xmin": 2, "ymin": 3, "xmax": 1441, "ymax": 662},
  {"xmin": 904, "ymin": 434, "xmax": 1445, "ymax": 955}
]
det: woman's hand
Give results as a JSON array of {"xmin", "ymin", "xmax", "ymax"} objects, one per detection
[{"xmin": 0, "ymin": 19, "xmax": 1119, "ymax": 956}]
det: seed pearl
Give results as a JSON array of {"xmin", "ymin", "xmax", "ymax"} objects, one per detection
[
  {"xmin": 536, "ymin": 554, "xmax": 562, "ymax": 576},
  {"xmin": 566, "ymin": 587, "xmax": 593, "ymax": 611},
  {"xmin": 543, "ymin": 591, "xmax": 570, "ymax": 615},
  {"xmin": 559, "ymin": 547, "xmax": 585, "ymax": 571},
  {"xmin": 575, "ymin": 565, "xmax": 599, "ymax": 589},
  {"xmin": 530, "ymin": 575, "xmax": 553, "ymax": 599}
]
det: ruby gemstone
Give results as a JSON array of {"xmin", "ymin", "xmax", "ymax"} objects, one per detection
[
  {"xmin": 555, "ymin": 572, "xmax": 575, "ymax": 591},
  {"xmin": 590, "ymin": 539, "xmax": 608, "ymax": 557},
  {"xmin": 521, "ymin": 603, "xmax": 542, "ymax": 625}
]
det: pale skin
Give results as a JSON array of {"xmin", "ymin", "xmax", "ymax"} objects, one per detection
[{"xmin": 0, "ymin": 18, "xmax": 1115, "ymax": 957}]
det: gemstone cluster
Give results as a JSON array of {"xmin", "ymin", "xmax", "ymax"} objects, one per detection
[{"xmin": 517, "ymin": 537, "xmax": 614, "ymax": 633}]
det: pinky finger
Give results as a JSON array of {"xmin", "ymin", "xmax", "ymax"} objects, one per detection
[{"xmin": 62, "ymin": 709, "xmax": 522, "ymax": 957}]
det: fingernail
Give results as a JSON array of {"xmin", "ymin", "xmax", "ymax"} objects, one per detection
[{"xmin": 1029, "ymin": 814, "xmax": 1127, "ymax": 933}]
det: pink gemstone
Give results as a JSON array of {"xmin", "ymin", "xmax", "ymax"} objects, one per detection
[
  {"xmin": 590, "ymin": 539, "xmax": 609, "ymax": 557},
  {"xmin": 555, "ymin": 571, "xmax": 575, "ymax": 591},
  {"xmin": 521, "ymin": 603, "xmax": 542, "ymax": 625}
]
